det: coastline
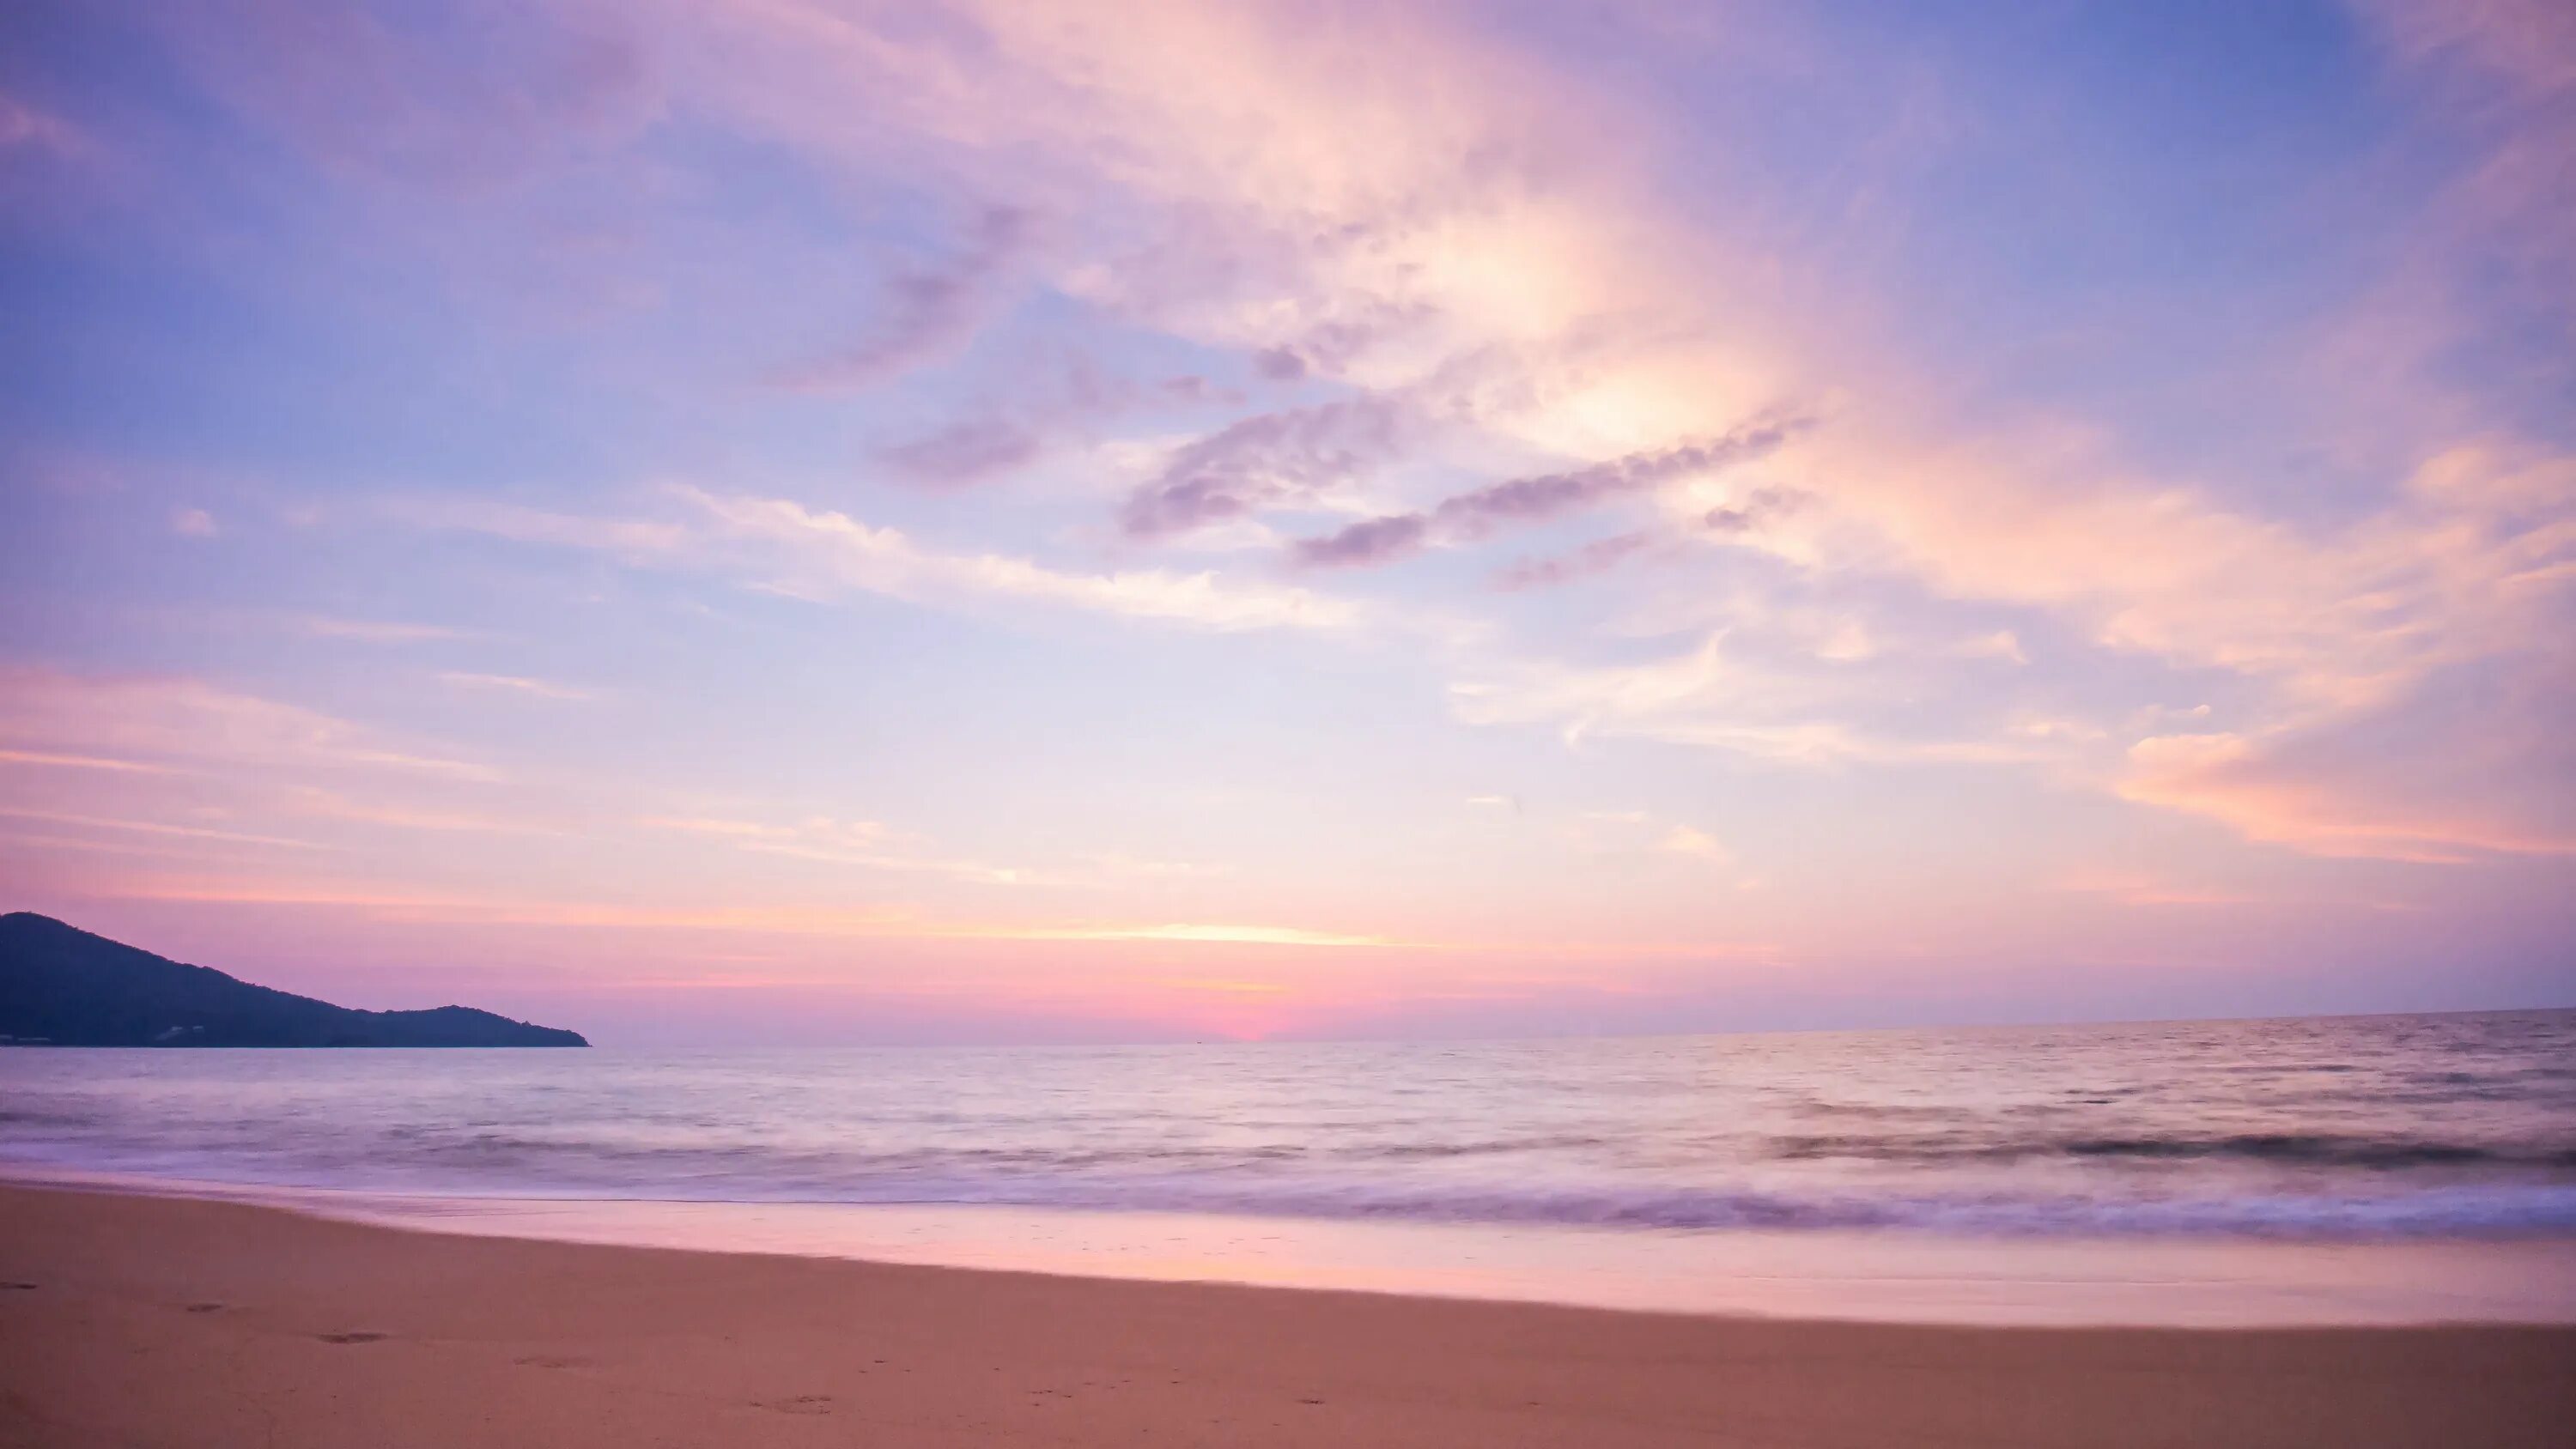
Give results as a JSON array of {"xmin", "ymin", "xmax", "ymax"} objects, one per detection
[
  {"xmin": 6, "ymin": 1183, "xmax": 2573, "ymax": 1448},
  {"xmin": 9, "ymin": 1163, "xmax": 2576, "ymax": 1327}
]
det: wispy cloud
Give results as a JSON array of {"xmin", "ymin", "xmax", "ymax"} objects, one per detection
[
  {"xmin": 1292, "ymin": 418, "xmax": 1805, "ymax": 568},
  {"xmin": 1658, "ymin": 824, "xmax": 1731, "ymax": 862},
  {"xmin": 1490, "ymin": 530, "xmax": 1657, "ymax": 591},
  {"xmin": 643, "ymin": 814, "xmax": 1042, "ymax": 887},
  {"xmin": 982, "ymin": 923, "xmax": 1402, "ymax": 948},
  {"xmin": 438, "ymin": 671, "xmax": 592, "ymax": 701},
  {"xmin": 0, "ymin": 749, "xmax": 178, "ymax": 773},
  {"xmin": 0, "ymin": 669, "xmax": 500, "ymax": 782},
  {"xmin": 2120, "ymin": 724, "xmax": 2576, "ymax": 864},
  {"xmin": 875, "ymin": 416, "xmax": 1043, "ymax": 489},
  {"xmin": 290, "ymin": 615, "xmax": 479, "ymax": 645},
  {"xmin": 686, "ymin": 488, "xmax": 1366, "ymax": 633},
  {"xmin": 392, "ymin": 486, "xmax": 1365, "ymax": 633},
  {"xmin": 0, "ymin": 808, "xmax": 325, "ymax": 851},
  {"xmin": 284, "ymin": 788, "xmax": 563, "ymax": 837},
  {"xmin": 767, "ymin": 206, "xmax": 1031, "ymax": 391},
  {"xmin": 0, "ymin": 92, "xmax": 80, "ymax": 155},
  {"xmin": 1121, "ymin": 397, "xmax": 1410, "ymax": 538}
]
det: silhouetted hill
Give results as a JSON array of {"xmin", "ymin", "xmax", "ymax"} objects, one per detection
[{"xmin": 0, "ymin": 912, "xmax": 587, "ymax": 1047}]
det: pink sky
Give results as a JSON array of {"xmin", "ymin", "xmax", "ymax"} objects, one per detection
[{"xmin": 1, "ymin": 0, "xmax": 2570, "ymax": 1041}]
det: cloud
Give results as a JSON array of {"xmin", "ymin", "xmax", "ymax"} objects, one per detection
[
  {"xmin": 382, "ymin": 495, "xmax": 687, "ymax": 555},
  {"xmin": 681, "ymin": 488, "xmax": 1363, "ymax": 632},
  {"xmin": 157, "ymin": 0, "xmax": 655, "ymax": 191},
  {"xmin": 2117, "ymin": 652, "xmax": 2576, "ymax": 863},
  {"xmin": 1292, "ymin": 417, "xmax": 1804, "ymax": 568},
  {"xmin": 637, "ymin": 815, "xmax": 809, "ymax": 840},
  {"xmin": 1702, "ymin": 486, "xmax": 1805, "ymax": 535},
  {"xmin": 1291, "ymin": 512, "xmax": 1431, "ymax": 568},
  {"xmin": 0, "ymin": 669, "xmax": 499, "ymax": 781},
  {"xmin": 1449, "ymin": 634, "xmax": 2051, "ymax": 766},
  {"xmin": 638, "ymin": 813, "xmax": 1233, "ymax": 892},
  {"xmin": 2355, "ymin": 0, "xmax": 2576, "ymax": 89},
  {"xmin": 1121, "ymin": 397, "xmax": 1409, "ymax": 538},
  {"xmin": 283, "ymin": 788, "xmax": 562, "ymax": 836},
  {"xmin": 875, "ymin": 417, "xmax": 1044, "ymax": 488},
  {"xmin": 0, "ymin": 93, "xmax": 80, "ymax": 155},
  {"xmin": 1953, "ymin": 630, "xmax": 2028, "ymax": 664},
  {"xmin": 438, "ymin": 671, "xmax": 592, "ymax": 701},
  {"xmin": 395, "ymin": 486, "xmax": 1366, "ymax": 633},
  {"xmin": 986, "ymin": 923, "xmax": 1400, "ymax": 948},
  {"xmin": 1446, "ymin": 420, "xmax": 1807, "ymax": 533},
  {"xmin": 2349, "ymin": 0, "xmax": 2576, "ymax": 312},
  {"xmin": 1659, "ymin": 824, "xmax": 1731, "ymax": 862},
  {"xmin": 1490, "ymin": 530, "xmax": 1657, "ymax": 591},
  {"xmin": 169, "ymin": 506, "xmax": 216, "ymax": 537},
  {"xmin": 768, "ymin": 206, "xmax": 1031, "ymax": 391},
  {"xmin": 0, "ymin": 749, "xmax": 178, "ymax": 773},
  {"xmin": 2050, "ymin": 870, "xmax": 2276, "ymax": 909},
  {"xmin": 291, "ymin": 615, "xmax": 479, "ymax": 644},
  {"xmin": 871, "ymin": 354, "xmax": 1250, "ymax": 492},
  {"xmin": 0, "ymin": 808, "xmax": 325, "ymax": 851}
]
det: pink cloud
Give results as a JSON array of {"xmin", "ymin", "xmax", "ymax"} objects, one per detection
[{"xmin": 2119, "ymin": 652, "xmax": 2576, "ymax": 863}]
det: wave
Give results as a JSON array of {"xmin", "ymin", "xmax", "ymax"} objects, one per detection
[
  {"xmin": 8, "ymin": 1009, "xmax": 2572, "ymax": 1248},
  {"xmin": 8, "ymin": 1140, "xmax": 2576, "ymax": 1240},
  {"xmin": 1771, "ymin": 1132, "xmax": 2576, "ymax": 1170}
]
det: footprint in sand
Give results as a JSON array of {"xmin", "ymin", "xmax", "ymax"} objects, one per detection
[
  {"xmin": 185, "ymin": 1303, "xmax": 224, "ymax": 1313},
  {"xmin": 756, "ymin": 1395, "xmax": 834, "ymax": 1416},
  {"xmin": 317, "ymin": 1331, "xmax": 388, "ymax": 1344},
  {"xmin": 514, "ymin": 1355, "xmax": 590, "ymax": 1370},
  {"xmin": 0, "ymin": 1282, "xmax": 35, "ymax": 1291}
]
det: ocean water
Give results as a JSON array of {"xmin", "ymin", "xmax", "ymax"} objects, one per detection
[{"xmin": 4, "ymin": 1009, "xmax": 2573, "ymax": 1241}]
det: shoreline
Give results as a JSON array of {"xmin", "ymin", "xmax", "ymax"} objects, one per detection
[
  {"xmin": 9, "ymin": 1163, "xmax": 2576, "ymax": 1328},
  {"xmin": 5, "ymin": 1183, "xmax": 2573, "ymax": 1449}
]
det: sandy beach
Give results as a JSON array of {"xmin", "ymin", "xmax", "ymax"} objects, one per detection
[{"xmin": 3, "ymin": 1185, "xmax": 2569, "ymax": 1448}]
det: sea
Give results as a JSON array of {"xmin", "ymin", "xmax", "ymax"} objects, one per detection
[{"xmin": 6, "ymin": 1009, "xmax": 2575, "ymax": 1325}]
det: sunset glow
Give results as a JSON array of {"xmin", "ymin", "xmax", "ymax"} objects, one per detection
[{"xmin": 2, "ymin": 0, "xmax": 2569, "ymax": 1043}]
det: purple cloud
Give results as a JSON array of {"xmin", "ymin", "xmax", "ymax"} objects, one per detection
[
  {"xmin": 1703, "ymin": 486, "xmax": 1805, "ymax": 534},
  {"xmin": 1490, "ymin": 530, "xmax": 1657, "ymax": 590},
  {"xmin": 1121, "ymin": 397, "xmax": 1408, "ymax": 537},
  {"xmin": 876, "ymin": 359, "xmax": 1249, "ymax": 493},
  {"xmin": 1291, "ymin": 513, "xmax": 1432, "ymax": 568},
  {"xmin": 875, "ymin": 418, "xmax": 1043, "ymax": 489},
  {"xmin": 769, "ymin": 207, "xmax": 1030, "ymax": 391},
  {"xmin": 1440, "ymin": 419, "xmax": 1806, "ymax": 537},
  {"xmin": 1290, "ymin": 415, "xmax": 1807, "ymax": 570}
]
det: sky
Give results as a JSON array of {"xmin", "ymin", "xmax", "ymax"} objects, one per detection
[{"xmin": 1, "ymin": 0, "xmax": 2570, "ymax": 1045}]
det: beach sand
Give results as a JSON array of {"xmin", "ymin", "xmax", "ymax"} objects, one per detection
[{"xmin": 2, "ymin": 1185, "xmax": 2569, "ymax": 1448}]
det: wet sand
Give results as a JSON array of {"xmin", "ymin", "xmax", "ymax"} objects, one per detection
[{"xmin": 2, "ymin": 1183, "xmax": 2569, "ymax": 1448}]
